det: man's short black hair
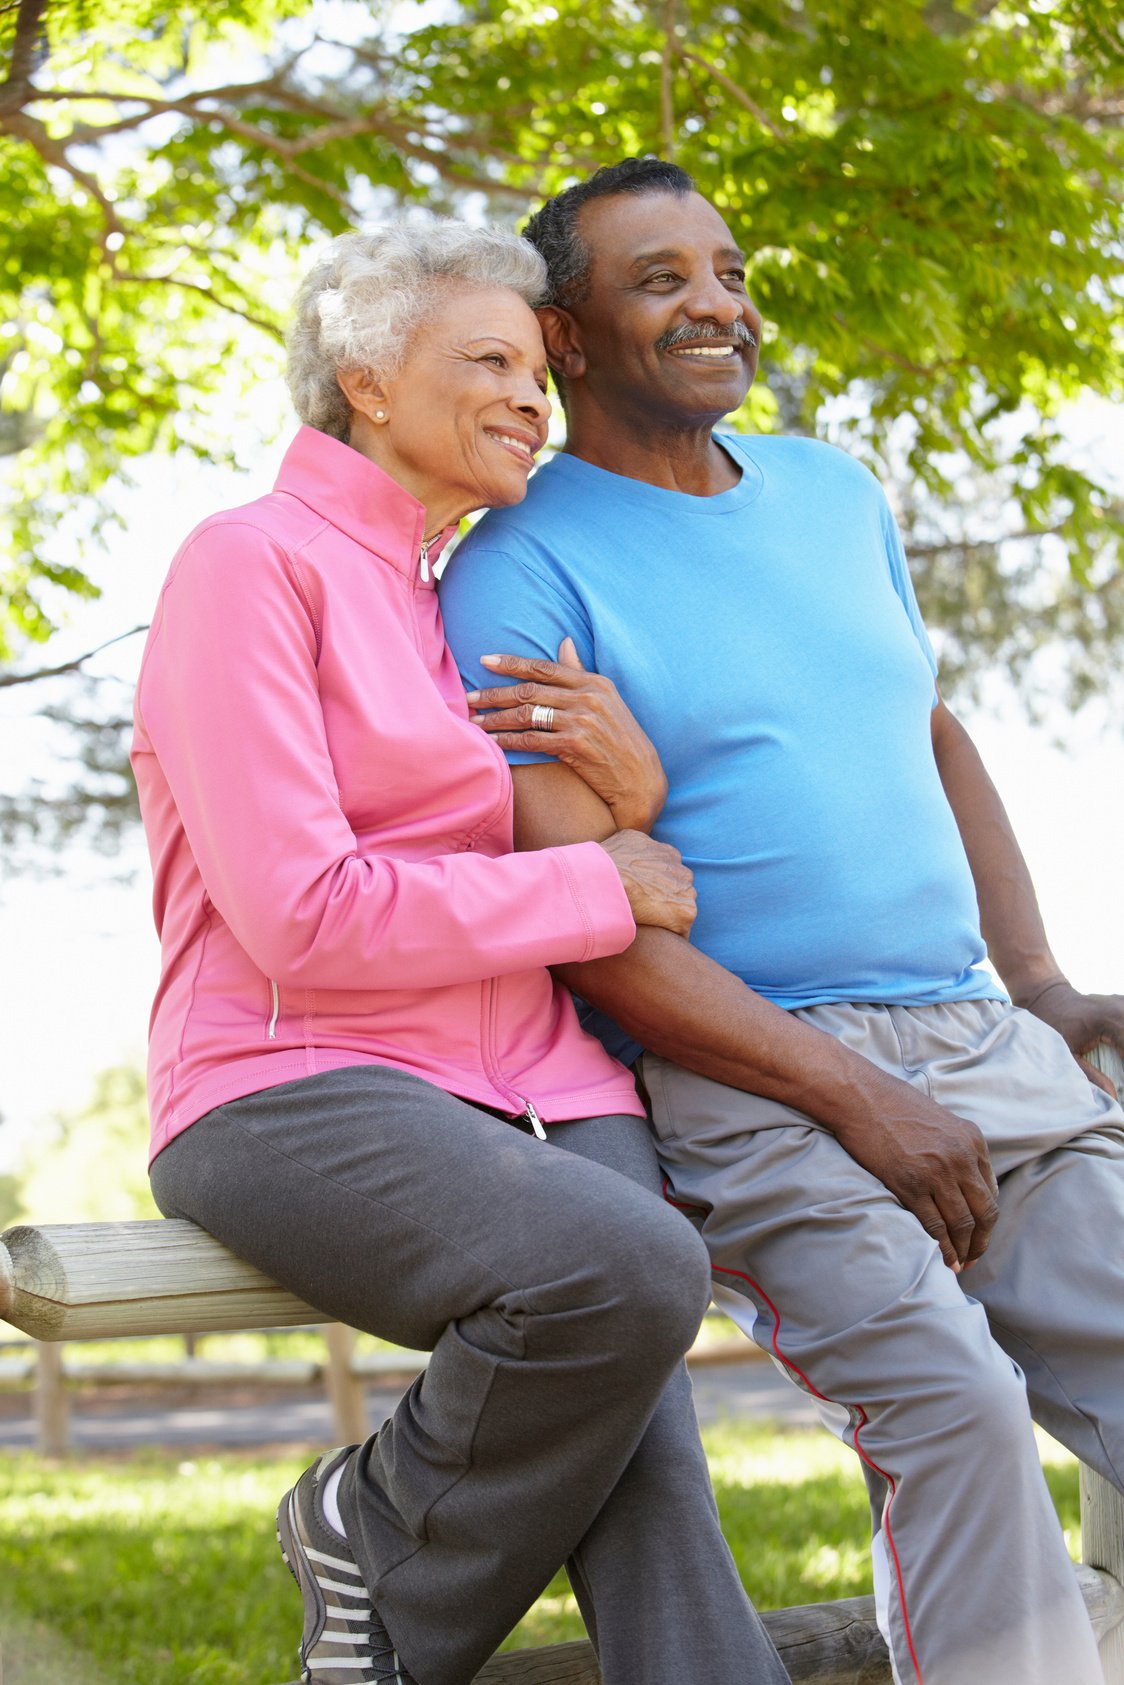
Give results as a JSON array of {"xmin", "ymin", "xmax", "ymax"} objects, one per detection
[{"xmin": 523, "ymin": 156, "xmax": 696, "ymax": 309}]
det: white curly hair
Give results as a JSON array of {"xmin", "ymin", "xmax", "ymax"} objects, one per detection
[{"xmin": 286, "ymin": 222, "xmax": 549, "ymax": 442}]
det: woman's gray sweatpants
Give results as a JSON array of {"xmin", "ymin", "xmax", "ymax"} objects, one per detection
[
  {"xmin": 150, "ymin": 1064, "xmax": 789, "ymax": 1685},
  {"xmin": 644, "ymin": 999, "xmax": 1124, "ymax": 1685}
]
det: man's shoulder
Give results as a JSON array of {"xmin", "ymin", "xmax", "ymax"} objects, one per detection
[
  {"xmin": 725, "ymin": 431, "xmax": 882, "ymax": 494},
  {"xmin": 453, "ymin": 456, "xmax": 587, "ymax": 571}
]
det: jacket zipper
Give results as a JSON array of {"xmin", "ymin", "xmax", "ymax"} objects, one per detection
[
  {"xmin": 266, "ymin": 979, "xmax": 280, "ymax": 1040},
  {"xmin": 419, "ymin": 538, "xmax": 431, "ymax": 583},
  {"xmin": 482, "ymin": 980, "xmax": 547, "ymax": 1139},
  {"xmin": 520, "ymin": 1098, "xmax": 547, "ymax": 1140}
]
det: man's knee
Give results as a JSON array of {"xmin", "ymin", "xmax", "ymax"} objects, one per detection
[{"xmin": 862, "ymin": 1312, "xmax": 1037, "ymax": 1469}]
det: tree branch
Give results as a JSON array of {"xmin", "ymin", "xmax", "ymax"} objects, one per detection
[
  {"xmin": 837, "ymin": 319, "xmax": 964, "ymax": 377},
  {"xmin": 111, "ymin": 272, "xmax": 283, "ymax": 340},
  {"xmin": 660, "ymin": 0, "xmax": 677, "ymax": 158},
  {"xmin": 0, "ymin": 0, "xmax": 47, "ymax": 114},
  {"xmin": 3, "ymin": 109, "xmax": 125, "ymax": 238},
  {"xmin": 15, "ymin": 58, "xmax": 308, "ymax": 138},
  {"xmin": 25, "ymin": 75, "xmax": 286, "ymax": 108},
  {"xmin": 908, "ymin": 524, "xmax": 1067, "ymax": 557},
  {"xmin": 16, "ymin": 59, "xmax": 539, "ymax": 201},
  {"xmin": 992, "ymin": 82, "xmax": 1124, "ymax": 123},
  {"xmin": 0, "ymin": 625, "xmax": 148, "ymax": 689},
  {"xmin": 198, "ymin": 100, "xmax": 535, "ymax": 200},
  {"xmin": 674, "ymin": 44, "xmax": 786, "ymax": 140}
]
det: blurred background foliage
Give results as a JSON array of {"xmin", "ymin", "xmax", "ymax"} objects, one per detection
[
  {"xmin": 1, "ymin": 0, "xmax": 1123, "ymax": 853},
  {"xmin": 1, "ymin": 1060, "xmax": 158, "ymax": 1223}
]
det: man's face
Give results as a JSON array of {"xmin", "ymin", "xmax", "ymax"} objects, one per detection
[{"xmin": 563, "ymin": 190, "xmax": 762, "ymax": 428}]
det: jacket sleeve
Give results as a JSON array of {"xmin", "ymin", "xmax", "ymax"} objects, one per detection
[{"xmin": 134, "ymin": 520, "xmax": 636, "ymax": 991}]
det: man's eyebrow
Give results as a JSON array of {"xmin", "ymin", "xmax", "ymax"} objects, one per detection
[{"xmin": 628, "ymin": 246, "xmax": 746, "ymax": 271}]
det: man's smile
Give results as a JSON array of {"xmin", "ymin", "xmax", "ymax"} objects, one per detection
[
  {"xmin": 666, "ymin": 343, "xmax": 743, "ymax": 360},
  {"xmin": 656, "ymin": 321, "xmax": 758, "ymax": 366}
]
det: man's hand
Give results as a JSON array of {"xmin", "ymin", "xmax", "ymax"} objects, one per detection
[
  {"xmin": 829, "ymin": 1080, "xmax": 1000, "ymax": 1271},
  {"xmin": 1019, "ymin": 978, "xmax": 1124, "ymax": 1096}
]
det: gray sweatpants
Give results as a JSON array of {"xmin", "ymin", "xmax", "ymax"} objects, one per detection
[
  {"xmin": 643, "ymin": 998, "xmax": 1124, "ymax": 1685},
  {"xmin": 151, "ymin": 1064, "xmax": 789, "ymax": 1685}
]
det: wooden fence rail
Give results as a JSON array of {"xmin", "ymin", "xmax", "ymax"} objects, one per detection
[{"xmin": 0, "ymin": 1328, "xmax": 432, "ymax": 1455}]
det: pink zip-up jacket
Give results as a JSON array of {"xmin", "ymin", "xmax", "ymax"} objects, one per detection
[{"xmin": 133, "ymin": 427, "xmax": 644, "ymax": 1162}]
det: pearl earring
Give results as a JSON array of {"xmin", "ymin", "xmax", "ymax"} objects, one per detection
[{"xmin": 375, "ymin": 409, "xmax": 387, "ymax": 421}]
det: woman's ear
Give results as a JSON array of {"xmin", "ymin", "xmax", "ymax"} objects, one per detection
[
  {"xmin": 336, "ymin": 367, "xmax": 391, "ymax": 423},
  {"xmin": 536, "ymin": 307, "xmax": 586, "ymax": 383}
]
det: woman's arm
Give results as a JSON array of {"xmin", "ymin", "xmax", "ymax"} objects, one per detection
[{"xmin": 135, "ymin": 523, "xmax": 638, "ymax": 992}]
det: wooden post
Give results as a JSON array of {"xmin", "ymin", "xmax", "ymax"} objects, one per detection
[
  {"xmin": 1082, "ymin": 1469, "xmax": 1124, "ymax": 1685},
  {"xmin": 34, "ymin": 1339, "xmax": 69, "ymax": 1458},
  {"xmin": 1081, "ymin": 1040, "xmax": 1124, "ymax": 1684},
  {"xmin": 324, "ymin": 1323, "xmax": 368, "ymax": 1446}
]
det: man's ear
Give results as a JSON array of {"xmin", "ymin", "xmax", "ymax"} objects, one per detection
[
  {"xmin": 537, "ymin": 306, "xmax": 586, "ymax": 383},
  {"xmin": 336, "ymin": 366, "xmax": 391, "ymax": 423}
]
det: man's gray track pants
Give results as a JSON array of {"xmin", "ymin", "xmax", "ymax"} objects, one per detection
[{"xmin": 644, "ymin": 998, "xmax": 1124, "ymax": 1685}]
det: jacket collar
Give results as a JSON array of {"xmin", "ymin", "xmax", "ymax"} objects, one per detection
[{"xmin": 274, "ymin": 426, "xmax": 456, "ymax": 585}]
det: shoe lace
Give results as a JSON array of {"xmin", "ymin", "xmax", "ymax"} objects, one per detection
[{"xmin": 368, "ymin": 1622, "xmax": 411, "ymax": 1685}]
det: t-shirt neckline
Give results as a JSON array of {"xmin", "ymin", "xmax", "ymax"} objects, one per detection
[{"xmin": 545, "ymin": 433, "xmax": 764, "ymax": 514}]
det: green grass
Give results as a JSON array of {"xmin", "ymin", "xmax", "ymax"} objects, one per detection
[{"xmin": 0, "ymin": 1425, "xmax": 1081, "ymax": 1684}]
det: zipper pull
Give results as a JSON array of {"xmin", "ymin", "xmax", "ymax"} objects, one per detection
[
  {"xmin": 419, "ymin": 538, "xmax": 431, "ymax": 583},
  {"xmin": 521, "ymin": 1099, "xmax": 547, "ymax": 1140}
]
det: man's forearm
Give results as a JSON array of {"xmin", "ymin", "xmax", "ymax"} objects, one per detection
[
  {"xmin": 512, "ymin": 760, "xmax": 999, "ymax": 1264},
  {"xmin": 558, "ymin": 928, "xmax": 941, "ymax": 1135},
  {"xmin": 513, "ymin": 759, "xmax": 939, "ymax": 1129},
  {"xmin": 930, "ymin": 701, "xmax": 1063, "ymax": 1005}
]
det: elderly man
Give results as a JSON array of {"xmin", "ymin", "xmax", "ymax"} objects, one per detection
[{"xmin": 439, "ymin": 156, "xmax": 1124, "ymax": 1685}]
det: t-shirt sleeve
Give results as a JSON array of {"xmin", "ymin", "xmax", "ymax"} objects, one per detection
[
  {"xmin": 879, "ymin": 497, "xmax": 939, "ymax": 686},
  {"xmin": 439, "ymin": 541, "xmax": 594, "ymax": 766}
]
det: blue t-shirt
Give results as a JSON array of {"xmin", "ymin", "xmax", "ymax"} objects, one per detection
[{"xmin": 440, "ymin": 433, "xmax": 1002, "ymax": 1062}]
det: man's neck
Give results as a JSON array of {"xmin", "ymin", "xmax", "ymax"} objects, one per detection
[{"xmin": 562, "ymin": 407, "xmax": 742, "ymax": 496}]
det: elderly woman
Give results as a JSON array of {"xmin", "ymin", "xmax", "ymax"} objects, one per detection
[{"xmin": 132, "ymin": 224, "xmax": 787, "ymax": 1685}]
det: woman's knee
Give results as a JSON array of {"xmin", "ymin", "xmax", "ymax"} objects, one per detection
[
  {"xmin": 149, "ymin": 1139, "xmax": 192, "ymax": 1219},
  {"xmin": 592, "ymin": 1194, "xmax": 712, "ymax": 1355}
]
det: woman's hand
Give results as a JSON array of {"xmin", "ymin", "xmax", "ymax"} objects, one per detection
[
  {"xmin": 466, "ymin": 638, "xmax": 669, "ymax": 832},
  {"xmin": 599, "ymin": 830, "xmax": 696, "ymax": 939}
]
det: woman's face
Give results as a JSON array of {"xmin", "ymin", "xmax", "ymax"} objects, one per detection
[{"xmin": 371, "ymin": 282, "xmax": 551, "ymax": 530}]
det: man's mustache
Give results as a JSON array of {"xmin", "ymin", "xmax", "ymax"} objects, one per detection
[{"xmin": 655, "ymin": 321, "xmax": 758, "ymax": 352}]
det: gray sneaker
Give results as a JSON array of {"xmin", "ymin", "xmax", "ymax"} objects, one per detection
[{"xmin": 276, "ymin": 1446, "xmax": 418, "ymax": 1684}]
